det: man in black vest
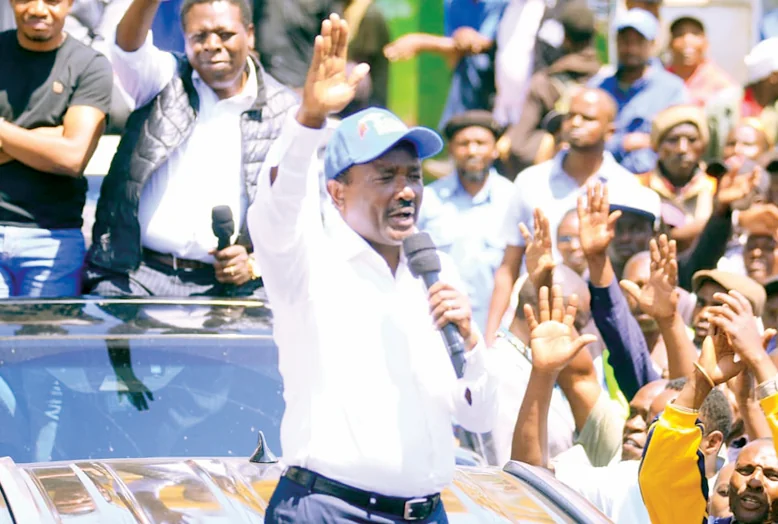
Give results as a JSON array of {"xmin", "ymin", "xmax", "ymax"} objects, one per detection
[{"xmin": 84, "ymin": 0, "xmax": 298, "ymax": 297}]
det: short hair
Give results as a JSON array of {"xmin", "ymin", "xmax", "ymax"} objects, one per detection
[
  {"xmin": 700, "ymin": 387, "xmax": 732, "ymax": 439},
  {"xmin": 180, "ymin": 0, "xmax": 253, "ymax": 31},
  {"xmin": 666, "ymin": 377, "xmax": 687, "ymax": 391}
]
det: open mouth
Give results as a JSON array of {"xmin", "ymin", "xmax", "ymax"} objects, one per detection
[
  {"xmin": 387, "ymin": 208, "xmax": 415, "ymax": 229},
  {"xmin": 739, "ymin": 493, "xmax": 766, "ymax": 511}
]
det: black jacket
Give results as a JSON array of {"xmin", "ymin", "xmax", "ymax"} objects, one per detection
[{"xmin": 88, "ymin": 54, "xmax": 298, "ymax": 273}]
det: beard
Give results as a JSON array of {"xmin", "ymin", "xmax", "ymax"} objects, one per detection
[{"xmin": 460, "ymin": 168, "xmax": 489, "ymax": 184}]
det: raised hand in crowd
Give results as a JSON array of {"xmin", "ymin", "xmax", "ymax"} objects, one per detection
[
  {"xmin": 709, "ymin": 290, "xmax": 778, "ymax": 384},
  {"xmin": 524, "ymin": 286, "xmax": 598, "ymax": 376},
  {"xmin": 577, "ymin": 182, "xmax": 621, "ymax": 287},
  {"xmin": 512, "ymin": 285, "xmax": 597, "ymax": 466},
  {"xmin": 297, "ymin": 14, "xmax": 371, "ymax": 129},
  {"xmin": 621, "ymin": 235, "xmax": 679, "ymax": 324},
  {"xmin": 519, "ymin": 208, "xmax": 555, "ymax": 293}
]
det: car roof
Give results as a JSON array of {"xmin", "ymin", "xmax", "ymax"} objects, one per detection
[
  {"xmin": 0, "ymin": 456, "xmax": 610, "ymax": 523},
  {"xmin": 0, "ymin": 297, "xmax": 274, "ymax": 340}
]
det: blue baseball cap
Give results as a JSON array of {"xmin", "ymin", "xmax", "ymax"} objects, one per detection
[
  {"xmin": 615, "ymin": 8, "xmax": 658, "ymax": 41},
  {"xmin": 324, "ymin": 108, "xmax": 444, "ymax": 180}
]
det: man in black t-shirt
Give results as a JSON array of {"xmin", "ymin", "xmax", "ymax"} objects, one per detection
[{"xmin": 0, "ymin": 0, "xmax": 112, "ymax": 298}]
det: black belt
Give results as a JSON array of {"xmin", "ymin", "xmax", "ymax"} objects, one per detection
[{"xmin": 283, "ymin": 466, "xmax": 441, "ymax": 521}]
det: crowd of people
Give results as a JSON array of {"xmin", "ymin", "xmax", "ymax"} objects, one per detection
[{"xmin": 6, "ymin": 0, "xmax": 778, "ymax": 522}]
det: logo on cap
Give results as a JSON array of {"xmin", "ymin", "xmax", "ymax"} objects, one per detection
[{"xmin": 356, "ymin": 112, "xmax": 407, "ymax": 139}]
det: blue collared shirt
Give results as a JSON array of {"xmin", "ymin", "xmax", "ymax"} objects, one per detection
[
  {"xmin": 418, "ymin": 170, "xmax": 514, "ymax": 333},
  {"xmin": 592, "ymin": 60, "xmax": 688, "ymax": 174}
]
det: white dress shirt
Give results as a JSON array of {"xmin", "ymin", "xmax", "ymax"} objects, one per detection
[
  {"xmin": 247, "ymin": 110, "xmax": 498, "ymax": 498},
  {"xmin": 111, "ymin": 35, "xmax": 256, "ymax": 262}
]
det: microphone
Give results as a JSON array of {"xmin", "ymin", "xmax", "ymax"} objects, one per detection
[
  {"xmin": 403, "ymin": 232, "xmax": 467, "ymax": 379},
  {"xmin": 212, "ymin": 206, "xmax": 235, "ymax": 251}
]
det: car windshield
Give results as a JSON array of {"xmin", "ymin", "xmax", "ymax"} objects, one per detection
[{"xmin": 0, "ymin": 301, "xmax": 283, "ymax": 464}]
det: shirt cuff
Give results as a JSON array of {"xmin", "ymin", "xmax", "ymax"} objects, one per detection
[
  {"xmin": 111, "ymin": 31, "xmax": 155, "ymax": 63},
  {"xmin": 463, "ymin": 340, "xmax": 488, "ymax": 377},
  {"xmin": 276, "ymin": 107, "xmax": 329, "ymax": 174}
]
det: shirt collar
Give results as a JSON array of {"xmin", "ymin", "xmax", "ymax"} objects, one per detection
[
  {"xmin": 549, "ymin": 150, "xmax": 617, "ymax": 183},
  {"xmin": 192, "ymin": 57, "xmax": 257, "ymax": 107},
  {"xmin": 438, "ymin": 168, "xmax": 500, "ymax": 204},
  {"xmin": 645, "ymin": 168, "xmax": 711, "ymax": 200}
]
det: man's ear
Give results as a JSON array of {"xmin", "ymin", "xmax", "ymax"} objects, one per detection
[
  {"xmin": 702, "ymin": 430, "xmax": 724, "ymax": 457},
  {"xmin": 327, "ymin": 179, "xmax": 346, "ymax": 211}
]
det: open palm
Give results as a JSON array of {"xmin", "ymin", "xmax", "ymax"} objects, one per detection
[
  {"xmin": 621, "ymin": 236, "xmax": 679, "ymax": 321},
  {"xmin": 526, "ymin": 286, "xmax": 597, "ymax": 374},
  {"xmin": 301, "ymin": 14, "xmax": 371, "ymax": 120},
  {"xmin": 521, "ymin": 208, "xmax": 555, "ymax": 290},
  {"xmin": 698, "ymin": 328, "xmax": 744, "ymax": 386},
  {"xmin": 577, "ymin": 183, "xmax": 621, "ymax": 257}
]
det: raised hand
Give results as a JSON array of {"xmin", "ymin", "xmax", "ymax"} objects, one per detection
[
  {"xmin": 709, "ymin": 290, "xmax": 775, "ymax": 368},
  {"xmin": 577, "ymin": 182, "xmax": 621, "ymax": 258},
  {"xmin": 298, "ymin": 13, "xmax": 371, "ymax": 127},
  {"xmin": 715, "ymin": 157, "xmax": 761, "ymax": 207},
  {"xmin": 620, "ymin": 235, "xmax": 679, "ymax": 322},
  {"xmin": 525, "ymin": 285, "xmax": 597, "ymax": 375},
  {"xmin": 697, "ymin": 324, "xmax": 745, "ymax": 387},
  {"xmin": 520, "ymin": 208, "xmax": 555, "ymax": 292}
]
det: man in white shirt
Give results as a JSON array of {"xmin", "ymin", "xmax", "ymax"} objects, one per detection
[
  {"xmin": 248, "ymin": 14, "xmax": 497, "ymax": 523},
  {"xmin": 84, "ymin": 0, "xmax": 298, "ymax": 297}
]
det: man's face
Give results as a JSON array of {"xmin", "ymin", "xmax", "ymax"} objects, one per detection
[
  {"xmin": 625, "ymin": 0, "xmax": 660, "ymax": 18},
  {"xmin": 184, "ymin": 1, "xmax": 253, "ymax": 93},
  {"xmin": 658, "ymin": 123, "xmax": 705, "ymax": 182},
  {"xmin": 449, "ymin": 126, "xmax": 498, "ymax": 184},
  {"xmin": 751, "ymin": 74, "xmax": 778, "ymax": 109},
  {"xmin": 329, "ymin": 143, "xmax": 423, "ymax": 248},
  {"xmin": 670, "ymin": 20, "xmax": 706, "ymax": 69},
  {"xmin": 562, "ymin": 92, "xmax": 611, "ymax": 150},
  {"xmin": 617, "ymin": 28, "xmax": 652, "ymax": 70},
  {"xmin": 725, "ymin": 124, "xmax": 769, "ymax": 161},
  {"xmin": 557, "ymin": 212, "xmax": 587, "ymax": 276},
  {"xmin": 12, "ymin": 0, "xmax": 72, "ymax": 44},
  {"xmin": 609, "ymin": 212, "xmax": 654, "ymax": 269},
  {"xmin": 744, "ymin": 234, "xmax": 776, "ymax": 283},
  {"xmin": 692, "ymin": 280, "xmax": 727, "ymax": 345},
  {"xmin": 622, "ymin": 254, "xmax": 659, "ymax": 333},
  {"xmin": 729, "ymin": 441, "xmax": 778, "ymax": 524},
  {"xmin": 712, "ymin": 463, "xmax": 736, "ymax": 519},
  {"xmin": 622, "ymin": 380, "xmax": 668, "ymax": 460}
]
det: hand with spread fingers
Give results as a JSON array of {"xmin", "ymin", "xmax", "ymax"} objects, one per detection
[
  {"xmin": 697, "ymin": 324, "xmax": 746, "ymax": 388},
  {"xmin": 708, "ymin": 290, "xmax": 776, "ymax": 370},
  {"xmin": 520, "ymin": 208, "xmax": 555, "ymax": 292},
  {"xmin": 524, "ymin": 285, "xmax": 598, "ymax": 375},
  {"xmin": 428, "ymin": 281, "xmax": 479, "ymax": 351},
  {"xmin": 577, "ymin": 182, "xmax": 622, "ymax": 258},
  {"xmin": 297, "ymin": 13, "xmax": 371, "ymax": 128},
  {"xmin": 620, "ymin": 235, "xmax": 679, "ymax": 323}
]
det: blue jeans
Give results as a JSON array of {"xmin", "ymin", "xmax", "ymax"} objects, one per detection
[{"xmin": 0, "ymin": 226, "xmax": 85, "ymax": 298}]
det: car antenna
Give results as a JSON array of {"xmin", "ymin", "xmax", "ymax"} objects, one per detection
[{"xmin": 248, "ymin": 430, "xmax": 279, "ymax": 464}]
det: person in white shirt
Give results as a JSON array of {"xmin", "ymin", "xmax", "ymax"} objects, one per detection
[
  {"xmin": 84, "ymin": 0, "xmax": 298, "ymax": 297},
  {"xmin": 248, "ymin": 14, "xmax": 498, "ymax": 524}
]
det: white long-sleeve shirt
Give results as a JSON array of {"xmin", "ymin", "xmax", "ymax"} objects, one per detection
[{"xmin": 246, "ymin": 110, "xmax": 498, "ymax": 497}]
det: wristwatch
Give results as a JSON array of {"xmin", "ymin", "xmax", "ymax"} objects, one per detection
[
  {"xmin": 756, "ymin": 375, "xmax": 778, "ymax": 401},
  {"xmin": 247, "ymin": 256, "xmax": 261, "ymax": 280}
]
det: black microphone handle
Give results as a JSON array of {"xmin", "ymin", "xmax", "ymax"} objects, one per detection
[
  {"xmin": 421, "ymin": 272, "xmax": 467, "ymax": 379},
  {"xmin": 216, "ymin": 235, "xmax": 231, "ymax": 251}
]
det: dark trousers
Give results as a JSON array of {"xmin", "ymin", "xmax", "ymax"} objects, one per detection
[{"xmin": 265, "ymin": 476, "xmax": 449, "ymax": 524}]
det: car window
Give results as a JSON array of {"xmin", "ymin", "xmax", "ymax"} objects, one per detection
[{"xmin": 0, "ymin": 336, "xmax": 284, "ymax": 464}]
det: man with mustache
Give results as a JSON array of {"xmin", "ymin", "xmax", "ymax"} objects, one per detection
[
  {"xmin": 250, "ymin": 15, "xmax": 498, "ymax": 523},
  {"xmin": 0, "ymin": 0, "xmax": 112, "ymax": 297},
  {"xmin": 84, "ymin": 0, "xmax": 298, "ymax": 297},
  {"xmin": 417, "ymin": 110, "xmax": 514, "ymax": 333}
]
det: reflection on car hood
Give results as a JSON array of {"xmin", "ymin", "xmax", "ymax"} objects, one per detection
[
  {"xmin": 0, "ymin": 457, "xmax": 591, "ymax": 523},
  {"xmin": 0, "ymin": 298, "xmax": 273, "ymax": 339}
]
